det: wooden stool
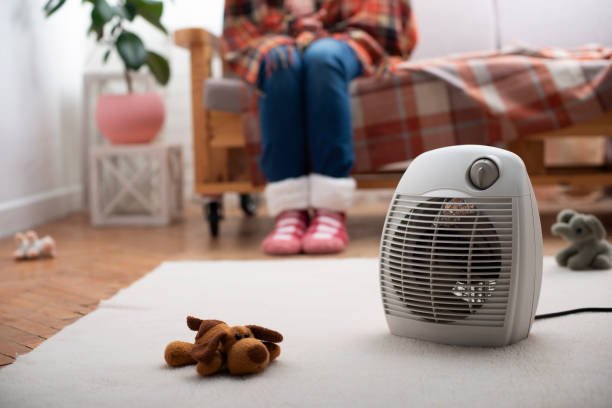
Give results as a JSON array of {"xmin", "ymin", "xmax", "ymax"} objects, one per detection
[{"xmin": 89, "ymin": 144, "xmax": 183, "ymax": 226}]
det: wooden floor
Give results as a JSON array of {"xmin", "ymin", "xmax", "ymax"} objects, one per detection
[{"xmin": 0, "ymin": 191, "xmax": 610, "ymax": 367}]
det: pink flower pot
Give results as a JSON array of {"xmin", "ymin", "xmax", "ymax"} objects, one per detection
[{"xmin": 95, "ymin": 93, "xmax": 165, "ymax": 144}]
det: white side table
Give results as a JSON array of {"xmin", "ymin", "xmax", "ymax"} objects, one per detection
[{"xmin": 89, "ymin": 144, "xmax": 183, "ymax": 226}]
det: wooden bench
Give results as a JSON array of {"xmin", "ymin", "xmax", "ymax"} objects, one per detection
[{"xmin": 175, "ymin": 27, "xmax": 612, "ymax": 235}]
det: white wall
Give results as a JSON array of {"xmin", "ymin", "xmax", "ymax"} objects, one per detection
[
  {"xmin": 410, "ymin": 0, "xmax": 612, "ymax": 60},
  {"xmin": 498, "ymin": 0, "xmax": 612, "ymax": 47},
  {"xmin": 410, "ymin": 0, "xmax": 497, "ymax": 60},
  {"xmin": 0, "ymin": 0, "xmax": 88, "ymax": 237},
  {"xmin": 165, "ymin": 0, "xmax": 224, "ymax": 36}
]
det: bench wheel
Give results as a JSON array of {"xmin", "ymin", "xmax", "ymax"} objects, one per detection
[
  {"xmin": 239, "ymin": 194, "xmax": 258, "ymax": 217},
  {"xmin": 203, "ymin": 201, "xmax": 223, "ymax": 237}
]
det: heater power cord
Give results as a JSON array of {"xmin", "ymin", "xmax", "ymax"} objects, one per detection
[{"xmin": 534, "ymin": 307, "xmax": 612, "ymax": 320}]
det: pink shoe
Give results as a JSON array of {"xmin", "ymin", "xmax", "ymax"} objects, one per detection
[
  {"xmin": 302, "ymin": 209, "xmax": 349, "ymax": 254},
  {"xmin": 262, "ymin": 210, "xmax": 309, "ymax": 255}
]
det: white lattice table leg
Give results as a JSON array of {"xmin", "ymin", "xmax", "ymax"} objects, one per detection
[{"xmin": 89, "ymin": 144, "xmax": 184, "ymax": 226}]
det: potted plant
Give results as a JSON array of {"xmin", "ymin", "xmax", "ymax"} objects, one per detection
[{"xmin": 44, "ymin": 0, "xmax": 171, "ymax": 144}]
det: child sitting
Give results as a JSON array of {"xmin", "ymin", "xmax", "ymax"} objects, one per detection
[{"xmin": 222, "ymin": 0, "xmax": 417, "ymax": 254}]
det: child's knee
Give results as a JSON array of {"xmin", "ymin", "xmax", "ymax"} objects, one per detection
[
  {"xmin": 264, "ymin": 46, "xmax": 302, "ymax": 75},
  {"xmin": 303, "ymin": 38, "xmax": 344, "ymax": 72}
]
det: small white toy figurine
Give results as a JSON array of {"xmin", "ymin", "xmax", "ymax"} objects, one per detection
[{"xmin": 13, "ymin": 230, "xmax": 56, "ymax": 261}]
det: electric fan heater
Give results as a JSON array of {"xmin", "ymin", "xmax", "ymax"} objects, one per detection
[{"xmin": 379, "ymin": 145, "xmax": 542, "ymax": 346}]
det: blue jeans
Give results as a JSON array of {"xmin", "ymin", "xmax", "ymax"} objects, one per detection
[{"xmin": 257, "ymin": 38, "xmax": 363, "ymax": 182}]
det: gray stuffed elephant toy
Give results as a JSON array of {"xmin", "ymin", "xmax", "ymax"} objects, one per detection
[{"xmin": 551, "ymin": 209, "xmax": 612, "ymax": 270}]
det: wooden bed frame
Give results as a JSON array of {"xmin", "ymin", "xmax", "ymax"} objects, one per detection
[{"xmin": 175, "ymin": 27, "xmax": 612, "ymax": 235}]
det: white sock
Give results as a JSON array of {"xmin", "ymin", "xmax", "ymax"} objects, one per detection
[
  {"xmin": 309, "ymin": 174, "xmax": 356, "ymax": 212},
  {"xmin": 264, "ymin": 176, "xmax": 309, "ymax": 216}
]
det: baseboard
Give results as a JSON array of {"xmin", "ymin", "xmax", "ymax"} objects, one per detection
[{"xmin": 0, "ymin": 185, "xmax": 83, "ymax": 238}]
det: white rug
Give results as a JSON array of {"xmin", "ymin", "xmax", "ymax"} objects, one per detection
[{"xmin": 1, "ymin": 257, "xmax": 611, "ymax": 408}]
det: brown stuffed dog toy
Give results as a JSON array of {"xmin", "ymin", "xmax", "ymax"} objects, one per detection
[{"xmin": 164, "ymin": 316, "xmax": 283, "ymax": 376}]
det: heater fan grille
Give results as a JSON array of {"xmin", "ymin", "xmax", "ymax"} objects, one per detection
[{"xmin": 380, "ymin": 195, "xmax": 514, "ymax": 327}]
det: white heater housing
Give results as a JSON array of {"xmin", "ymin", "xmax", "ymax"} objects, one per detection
[{"xmin": 379, "ymin": 145, "xmax": 542, "ymax": 346}]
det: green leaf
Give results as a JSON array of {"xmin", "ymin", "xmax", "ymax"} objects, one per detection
[
  {"xmin": 127, "ymin": 0, "xmax": 167, "ymax": 34},
  {"xmin": 145, "ymin": 51, "xmax": 170, "ymax": 86},
  {"xmin": 116, "ymin": 31, "xmax": 147, "ymax": 70},
  {"xmin": 93, "ymin": 0, "xmax": 114, "ymax": 22},
  {"xmin": 102, "ymin": 49, "xmax": 111, "ymax": 63},
  {"xmin": 116, "ymin": 4, "xmax": 137, "ymax": 21},
  {"xmin": 88, "ymin": 0, "xmax": 115, "ymax": 41},
  {"xmin": 43, "ymin": 0, "xmax": 67, "ymax": 17}
]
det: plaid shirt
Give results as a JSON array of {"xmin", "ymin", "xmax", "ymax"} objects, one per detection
[{"xmin": 222, "ymin": 0, "xmax": 418, "ymax": 85}]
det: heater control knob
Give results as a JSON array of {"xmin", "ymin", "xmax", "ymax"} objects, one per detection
[{"xmin": 469, "ymin": 158, "xmax": 499, "ymax": 189}]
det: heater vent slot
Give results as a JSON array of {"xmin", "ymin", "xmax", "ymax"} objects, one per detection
[{"xmin": 380, "ymin": 195, "xmax": 514, "ymax": 327}]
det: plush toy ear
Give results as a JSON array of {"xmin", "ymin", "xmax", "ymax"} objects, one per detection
[
  {"xmin": 557, "ymin": 209, "xmax": 576, "ymax": 224},
  {"xmin": 186, "ymin": 316, "xmax": 225, "ymax": 339},
  {"xmin": 584, "ymin": 215, "xmax": 606, "ymax": 240},
  {"xmin": 196, "ymin": 320, "xmax": 225, "ymax": 340},
  {"xmin": 186, "ymin": 316, "xmax": 203, "ymax": 331},
  {"xmin": 190, "ymin": 332, "xmax": 227, "ymax": 363},
  {"xmin": 246, "ymin": 325, "xmax": 283, "ymax": 343}
]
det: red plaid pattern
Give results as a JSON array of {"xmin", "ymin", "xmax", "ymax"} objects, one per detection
[
  {"xmin": 240, "ymin": 45, "xmax": 612, "ymax": 185},
  {"xmin": 222, "ymin": 0, "xmax": 418, "ymax": 85}
]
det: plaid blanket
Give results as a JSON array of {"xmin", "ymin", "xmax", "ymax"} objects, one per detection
[
  {"xmin": 241, "ymin": 45, "xmax": 612, "ymax": 185},
  {"xmin": 222, "ymin": 0, "xmax": 418, "ymax": 85}
]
